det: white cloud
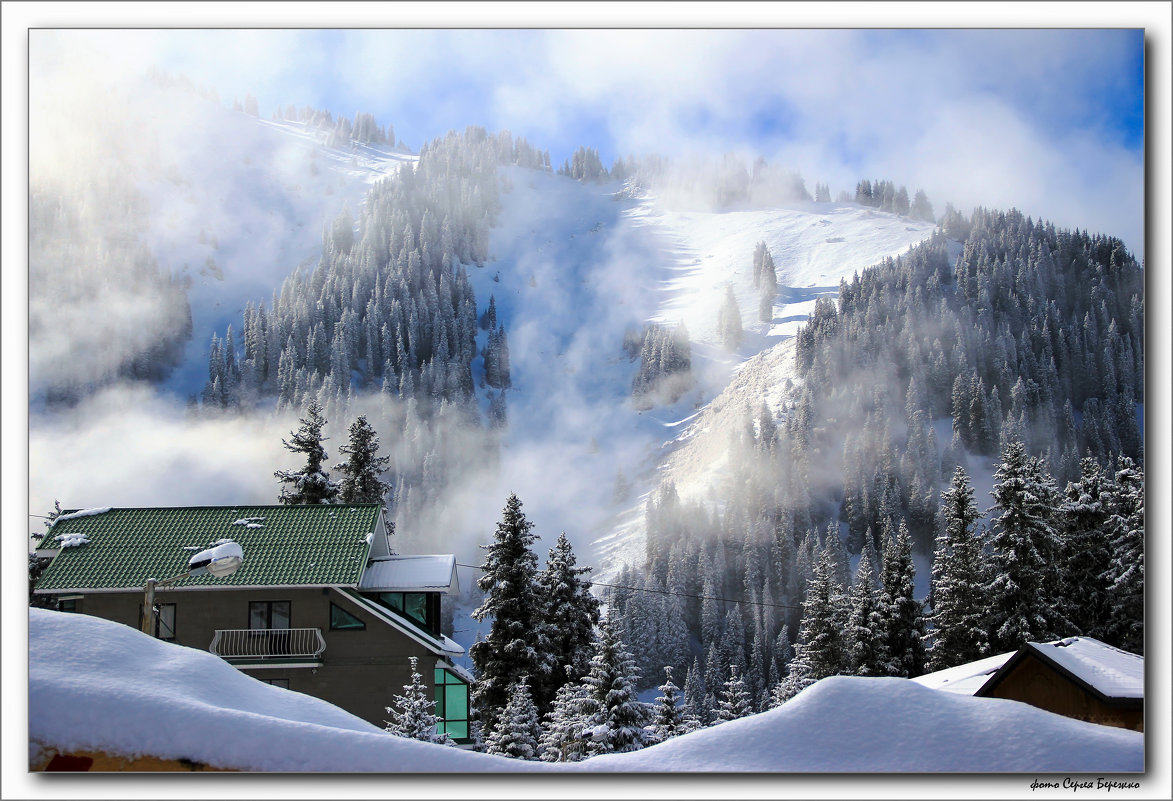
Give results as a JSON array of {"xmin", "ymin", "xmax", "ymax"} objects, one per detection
[
  {"xmin": 29, "ymin": 386, "xmax": 300, "ymax": 517},
  {"xmin": 32, "ymin": 28, "xmax": 1141, "ymax": 257}
]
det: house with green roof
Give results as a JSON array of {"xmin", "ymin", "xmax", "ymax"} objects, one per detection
[{"xmin": 32, "ymin": 504, "xmax": 472, "ymax": 742}]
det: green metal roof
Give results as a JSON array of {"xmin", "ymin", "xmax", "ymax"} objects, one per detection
[{"xmin": 34, "ymin": 505, "xmax": 381, "ymax": 592}]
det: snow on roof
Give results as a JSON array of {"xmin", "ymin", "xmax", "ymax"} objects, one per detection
[
  {"xmin": 1028, "ymin": 638, "xmax": 1144, "ymax": 699},
  {"xmin": 53, "ymin": 532, "xmax": 91, "ymax": 549},
  {"xmin": 359, "ymin": 554, "xmax": 457, "ymax": 592},
  {"xmin": 911, "ymin": 650, "xmax": 1018, "ymax": 696},
  {"xmin": 52, "ymin": 507, "xmax": 112, "ymax": 524},
  {"xmin": 30, "ymin": 609, "xmax": 1143, "ymax": 774}
]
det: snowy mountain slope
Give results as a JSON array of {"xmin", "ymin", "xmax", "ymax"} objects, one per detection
[
  {"xmin": 28, "ymin": 74, "xmax": 412, "ymax": 403},
  {"xmin": 630, "ymin": 199, "xmax": 937, "ymax": 349},
  {"xmin": 29, "ymin": 609, "xmax": 1143, "ymax": 774},
  {"xmin": 449, "ymin": 170, "xmax": 937, "ymax": 573},
  {"xmin": 583, "ymin": 192, "xmax": 938, "ymax": 580},
  {"xmin": 143, "ymin": 113, "xmax": 415, "ymax": 397}
]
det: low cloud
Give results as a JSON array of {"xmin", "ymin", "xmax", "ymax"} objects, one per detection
[{"xmin": 29, "ymin": 385, "xmax": 301, "ymax": 518}]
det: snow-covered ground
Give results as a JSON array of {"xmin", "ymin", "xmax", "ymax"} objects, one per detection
[
  {"xmin": 629, "ymin": 198, "xmax": 936, "ymax": 350},
  {"xmin": 27, "ymin": 608, "xmax": 1143, "ymax": 780}
]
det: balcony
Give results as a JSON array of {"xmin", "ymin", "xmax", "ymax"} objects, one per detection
[{"xmin": 209, "ymin": 628, "xmax": 326, "ymax": 665}]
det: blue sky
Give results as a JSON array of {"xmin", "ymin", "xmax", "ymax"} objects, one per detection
[
  {"xmin": 28, "ymin": 26, "xmax": 1148, "ymax": 257},
  {"xmin": 145, "ymin": 28, "xmax": 1144, "ymax": 163}
]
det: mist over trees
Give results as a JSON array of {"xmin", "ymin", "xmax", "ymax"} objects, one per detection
[
  {"xmin": 608, "ymin": 203, "xmax": 1144, "ymax": 702},
  {"xmin": 198, "ymin": 125, "xmax": 554, "ymax": 541},
  {"xmin": 854, "ymin": 178, "xmax": 935, "ymax": 222},
  {"xmin": 269, "ymin": 103, "xmax": 397, "ymax": 149},
  {"xmin": 30, "ymin": 105, "xmax": 194, "ymax": 406},
  {"xmin": 629, "ymin": 323, "xmax": 693, "ymax": 408}
]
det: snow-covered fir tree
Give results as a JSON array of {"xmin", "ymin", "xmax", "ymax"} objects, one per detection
[
  {"xmin": 470, "ymin": 493, "xmax": 553, "ymax": 733},
  {"xmin": 483, "ymin": 325, "xmax": 512, "ymax": 389},
  {"xmin": 717, "ymin": 285, "xmax": 743, "ymax": 351},
  {"xmin": 682, "ymin": 655, "xmax": 709, "ymax": 728},
  {"xmin": 581, "ymin": 616, "xmax": 652, "ymax": 756},
  {"xmin": 876, "ymin": 520, "xmax": 926, "ymax": 677},
  {"xmin": 649, "ymin": 666, "xmax": 686, "ymax": 742},
  {"xmin": 334, "ymin": 414, "xmax": 392, "ymax": 505},
  {"xmin": 772, "ymin": 546, "xmax": 846, "ymax": 704},
  {"xmin": 845, "ymin": 549, "xmax": 885, "ymax": 675},
  {"xmin": 485, "ymin": 677, "xmax": 543, "ymax": 760},
  {"xmin": 1057, "ymin": 457, "xmax": 1115, "ymax": 641},
  {"xmin": 925, "ymin": 466, "xmax": 990, "ymax": 671},
  {"xmin": 987, "ymin": 441, "xmax": 1065, "ymax": 652},
  {"xmin": 274, "ymin": 400, "xmax": 340, "ymax": 504},
  {"xmin": 384, "ymin": 656, "xmax": 451, "ymax": 744},
  {"xmin": 536, "ymin": 532, "xmax": 600, "ymax": 709},
  {"xmin": 537, "ymin": 679, "xmax": 592, "ymax": 763},
  {"xmin": 714, "ymin": 663, "xmax": 754, "ymax": 723},
  {"xmin": 1104, "ymin": 456, "xmax": 1144, "ymax": 654}
]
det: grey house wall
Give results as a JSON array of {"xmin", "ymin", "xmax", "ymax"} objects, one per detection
[{"xmin": 60, "ymin": 587, "xmax": 448, "ymax": 729}]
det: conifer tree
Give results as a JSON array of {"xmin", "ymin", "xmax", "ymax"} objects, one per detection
[
  {"xmin": 876, "ymin": 520, "xmax": 926, "ymax": 677},
  {"xmin": 703, "ymin": 639, "xmax": 726, "ymax": 709},
  {"xmin": 538, "ymin": 679, "xmax": 592, "ymax": 763},
  {"xmin": 773, "ymin": 625, "xmax": 792, "ymax": 680},
  {"xmin": 537, "ymin": 532, "xmax": 601, "ymax": 708},
  {"xmin": 717, "ymin": 285, "xmax": 743, "ymax": 351},
  {"xmin": 772, "ymin": 547, "xmax": 846, "ymax": 704},
  {"xmin": 471, "ymin": 494, "xmax": 553, "ymax": 733},
  {"xmin": 1104, "ymin": 456, "xmax": 1144, "ymax": 654},
  {"xmin": 385, "ymin": 657, "xmax": 451, "ymax": 744},
  {"xmin": 274, "ymin": 400, "xmax": 340, "ymax": 504},
  {"xmin": 682, "ymin": 656, "xmax": 709, "ymax": 727},
  {"xmin": 845, "ymin": 549, "xmax": 884, "ymax": 675},
  {"xmin": 926, "ymin": 466, "xmax": 990, "ymax": 671},
  {"xmin": 987, "ymin": 441, "xmax": 1065, "ymax": 652},
  {"xmin": 721, "ymin": 603, "xmax": 748, "ymax": 680},
  {"xmin": 714, "ymin": 664, "xmax": 754, "ymax": 723},
  {"xmin": 334, "ymin": 414, "xmax": 392, "ymax": 505},
  {"xmin": 485, "ymin": 677, "xmax": 543, "ymax": 760},
  {"xmin": 581, "ymin": 616, "xmax": 652, "ymax": 756},
  {"xmin": 650, "ymin": 666, "xmax": 686, "ymax": 742}
]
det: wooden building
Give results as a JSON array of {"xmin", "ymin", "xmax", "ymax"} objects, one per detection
[{"xmin": 974, "ymin": 638, "xmax": 1143, "ymax": 732}]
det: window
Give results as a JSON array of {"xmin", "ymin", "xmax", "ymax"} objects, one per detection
[
  {"xmin": 249, "ymin": 600, "xmax": 291, "ymax": 629},
  {"xmin": 434, "ymin": 667, "xmax": 470, "ymax": 742},
  {"xmin": 372, "ymin": 592, "xmax": 436, "ymax": 633},
  {"xmin": 57, "ymin": 598, "xmax": 79, "ymax": 614},
  {"xmin": 156, "ymin": 603, "xmax": 177, "ymax": 640},
  {"xmin": 248, "ymin": 600, "xmax": 292, "ymax": 655},
  {"xmin": 329, "ymin": 602, "xmax": 365, "ymax": 630}
]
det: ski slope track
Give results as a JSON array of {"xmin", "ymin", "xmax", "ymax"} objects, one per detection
[{"xmin": 590, "ymin": 192, "xmax": 937, "ymax": 581}]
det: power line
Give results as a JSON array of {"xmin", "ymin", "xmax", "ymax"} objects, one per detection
[{"xmin": 454, "ymin": 562, "xmax": 803, "ymax": 612}]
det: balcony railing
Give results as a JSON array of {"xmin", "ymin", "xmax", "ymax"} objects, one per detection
[{"xmin": 209, "ymin": 628, "xmax": 326, "ymax": 661}]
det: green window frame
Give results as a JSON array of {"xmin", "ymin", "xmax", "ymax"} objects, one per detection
[
  {"xmin": 433, "ymin": 667, "xmax": 470, "ymax": 742},
  {"xmin": 375, "ymin": 592, "xmax": 429, "ymax": 629},
  {"xmin": 329, "ymin": 602, "xmax": 366, "ymax": 630}
]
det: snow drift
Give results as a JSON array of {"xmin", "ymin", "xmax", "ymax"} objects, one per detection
[{"xmin": 29, "ymin": 609, "xmax": 1141, "ymax": 772}]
